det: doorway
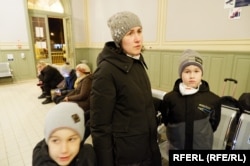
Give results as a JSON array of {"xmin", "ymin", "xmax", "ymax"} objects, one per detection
[
  {"xmin": 48, "ymin": 17, "xmax": 65, "ymax": 64},
  {"xmin": 28, "ymin": 0, "xmax": 73, "ymax": 65}
]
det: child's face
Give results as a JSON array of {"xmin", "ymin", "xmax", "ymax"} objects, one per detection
[
  {"xmin": 48, "ymin": 128, "xmax": 81, "ymax": 166},
  {"xmin": 121, "ymin": 26, "xmax": 143, "ymax": 56},
  {"xmin": 181, "ymin": 65, "xmax": 202, "ymax": 88}
]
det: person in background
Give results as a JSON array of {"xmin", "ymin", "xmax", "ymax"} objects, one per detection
[
  {"xmin": 52, "ymin": 59, "xmax": 77, "ymax": 104},
  {"xmin": 159, "ymin": 49, "xmax": 221, "ymax": 150},
  {"xmin": 90, "ymin": 11, "xmax": 162, "ymax": 166},
  {"xmin": 52, "ymin": 68, "xmax": 77, "ymax": 104},
  {"xmin": 63, "ymin": 63, "xmax": 92, "ymax": 112},
  {"xmin": 62, "ymin": 63, "xmax": 92, "ymax": 141},
  {"xmin": 60, "ymin": 57, "xmax": 72, "ymax": 78},
  {"xmin": 32, "ymin": 102, "xmax": 97, "ymax": 166},
  {"xmin": 37, "ymin": 61, "xmax": 64, "ymax": 104}
]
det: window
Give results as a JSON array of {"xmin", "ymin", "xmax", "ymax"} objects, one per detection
[{"xmin": 27, "ymin": 0, "xmax": 64, "ymax": 13}]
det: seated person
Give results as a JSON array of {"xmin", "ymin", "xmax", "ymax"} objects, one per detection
[
  {"xmin": 60, "ymin": 63, "xmax": 92, "ymax": 141},
  {"xmin": 52, "ymin": 69, "xmax": 77, "ymax": 104},
  {"xmin": 37, "ymin": 72, "xmax": 45, "ymax": 97},
  {"xmin": 61, "ymin": 63, "xmax": 92, "ymax": 112},
  {"xmin": 60, "ymin": 58, "xmax": 72, "ymax": 78},
  {"xmin": 36, "ymin": 61, "xmax": 65, "ymax": 104},
  {"xmin": 32, "ymin": 102, "xmax": 97, "ymax": 166}
]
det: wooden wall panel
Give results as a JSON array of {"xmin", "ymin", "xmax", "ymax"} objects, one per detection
[
  {"xmin": 144, "ymin": 51, "xmax": 161, "ymax": 88},
  {"xmin": 76, "ymin": 48, "xmax": 250, "ymax": 98},
  {"xmin": 232, "ymin": 55, "xmax": 250, "ymax": 98},
  {"xmin": 204, "ymin": 55, "xmax": 229, "ymax": 96}
]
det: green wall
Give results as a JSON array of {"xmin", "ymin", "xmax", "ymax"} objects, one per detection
[
  {"xmin": 0, "ymin": 49, "xmax": 36, "ymax": 82},
  {"xmin": 76, "ymin": 48, "xmax": 250, "ymax": 99},
  {"xmin": 1, "ymin": 48, "xmax": 249, "ymax": 99}
]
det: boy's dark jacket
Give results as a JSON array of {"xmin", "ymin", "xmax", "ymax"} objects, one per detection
[
  {"xmin": 32, "ymin": 139, "xmax": 97, "ymax": 166},
  {"xmin": 160, "ymin": 79, "xmax": 221, "ymax": 149}
]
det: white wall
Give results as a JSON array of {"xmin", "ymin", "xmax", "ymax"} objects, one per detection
[
  {"xmin": 87, "ymin": 0, "xmax": 158, "ymax": 44},
  {"xmin": 85, "ymin": 0, "xmax": 250, "ymax": 51},
  {"xmin": 71, "ymin": 0, "xmax": 86, "ymax": 45},
  {"xmin": 165, "ymin": 0, "xmax": 250, "ymax": 41},
  {"xmin": 0, "ymin": 0, "xmax": 29, "ymax": 49}
]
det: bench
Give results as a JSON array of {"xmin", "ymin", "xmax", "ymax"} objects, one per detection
[
  {"xmin": 151, "ymin": 89, "xmax": 169, "ymax": 161},
  {"xmin": 0, "ymin": 62, "xmax": 13, "ymax": 79}
]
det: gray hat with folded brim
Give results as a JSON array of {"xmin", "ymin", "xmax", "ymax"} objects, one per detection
[
  {"xmin": 107, "ymin": 11, "xmax": 142, "ymax": 47},
  {"xmin": 179, "ymin": 49, "xmax": 203, "ymax": 77},
  {"xmin": 44, "ymin": 102, "xmax": 85, "ymax": 143}
]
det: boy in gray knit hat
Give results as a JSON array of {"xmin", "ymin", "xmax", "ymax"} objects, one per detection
[
  {"xmin": 159, "ymin": 49, "xmax": 221, "ymax": 150},
  {"xmin": 178, "ymin": 49, "xmax": 203, "ymax": 77},
  {"xmin": 32, "ymin": 102, "xmax": 97, "ymax": 166}
]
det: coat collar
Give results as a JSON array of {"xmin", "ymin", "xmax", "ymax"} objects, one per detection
[{"xmin": 97, "ymin": 41, "xmax": 148, "ymax": 73}]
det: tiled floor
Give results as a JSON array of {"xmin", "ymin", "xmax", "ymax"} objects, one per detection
[
  {"xmin": 0, "ymin": 79, "xmax": 55, "ymax": 166},
  {"xmin": 0, "ymin": 79, "xmax": 168, "ymax": 166}
]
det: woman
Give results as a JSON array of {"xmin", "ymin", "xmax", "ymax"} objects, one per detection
[
  {"xmin": 90, "ymin": 11, "xmax": 162, "ymax": 166},
  {"xmin": 63, "ymin": 63, "xmax": 92, "ymax": 112}
]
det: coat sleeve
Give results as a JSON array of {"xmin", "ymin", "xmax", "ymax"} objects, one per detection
[
  {"xmin": 67, "ymin": 76, "xmax": 92, "ymax": 101},
  {"xmin": 153, "ymin": 97, "xmax": 163, "ymax": 126},
  {"xmin": 32, "ymin": 139, "xmax": 58, "ymax": 166},
  {"xmin": 209, "ymin": 98, "xmax": 221, "ymax": 132},
  {"xmin": 42, "ymin": 66, "xmax": 54, "ymax": 83},
  {"xmin": 80, "ymin": 143, "xmax": 97, "ymax": 166},
  {"xmin": 159, "ymin": 94, "xmax": 170, "ymax": 126},
  {"xmin": 90, "ymin": 67, "xmax": 116, "ymax": 166}
]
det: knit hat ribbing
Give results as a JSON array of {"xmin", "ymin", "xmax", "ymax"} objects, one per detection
[
  {"xmin": 107, "ymin": 11, "xmax": 142, "ymax": 47},
  {"xmin": 179, "ymin": 49, "xmax": 203, "ymax": 77},
  {"xmin": 44, "ymin": 102, "xmax": 85, "ymax": 143}
]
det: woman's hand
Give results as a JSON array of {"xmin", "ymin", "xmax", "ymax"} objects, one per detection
[{"xmin": 63, "ymin": 97, "xmax": 69, "ymax": 102}]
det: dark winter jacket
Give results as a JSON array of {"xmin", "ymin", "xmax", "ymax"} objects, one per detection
[
  {"xmin": 39, "ymin": 65, "xmax": 64, "ymax": 88},
  {"xmin": 159, "ymin": 79, "xmax": 221, "ymax": 150},
  {"xmin": 90, "ymin": 42, "xmax": 161, "ymax": 166},
  {"xmin": 32, "ymin": 139, "xmax": 97, "ymax": 166},
  {"xmin": 67, "ymin": 74, "xmax": 92, "ymax": 111}
]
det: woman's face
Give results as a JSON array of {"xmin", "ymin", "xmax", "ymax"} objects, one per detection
[
  {"xmin": 75, "ymin": 70, "xmax": 82, "ymax": 78},
  {"xmin": 121, "ymin": 26, "xmax": 143, "ymax": 56},
  {"xmin": 48, "ymin": 128, "xmax": 81, "ymax": 166},
  {"xmin": 181, "ymin": 65, "xmax": 202, "ymax": 88}
]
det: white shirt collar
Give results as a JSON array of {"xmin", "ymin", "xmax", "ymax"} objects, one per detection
[{"xmin": 126, "ymin": 54, "xmax": 140, "ymax": 60}]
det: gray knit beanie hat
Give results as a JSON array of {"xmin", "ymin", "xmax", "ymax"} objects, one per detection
[
  {"xmin": 179, "ymin": 49, "xmax": 203, "ymax": 77},
  {"xmin": 44, "ymin": 102, "xmax": 85, "ymax": 143},
  {"xmin": 107, "ymin": 11, "xmax": 142, "ymax": 47}
]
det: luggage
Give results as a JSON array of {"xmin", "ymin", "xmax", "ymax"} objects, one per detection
[
  {"xmin": 231, "ymin": 93, "xmax": 250, "ymax": 149},
  {"xmin": 220, "ymin": 78, "xmax": 239, "ymax": 108},
  {"xmin": 220, "ymin": 78, "xmax": 241, "ymax": 121},
  {"xmin": 238, "ymin": 93, "xmax": 250, "ymax": 113},
  {"xmin": 231, "ymin": 112, "xmax": 250, "ymax": 149},
  {"xmin": 213, "ymin": 78, "xmax": 241, "ymax": 149},
  {"xmin": 212, "ymin": 105, "xmax": 237, "ymax": 149}
]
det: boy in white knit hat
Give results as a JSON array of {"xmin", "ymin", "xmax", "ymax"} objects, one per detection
[
  {"xmin": 32, "ymin": 102, "xmax": 96, "ymax": 166},
  {"xmin": 159, "ymin": 49, "xmax": 221, "ymax": 150}
]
